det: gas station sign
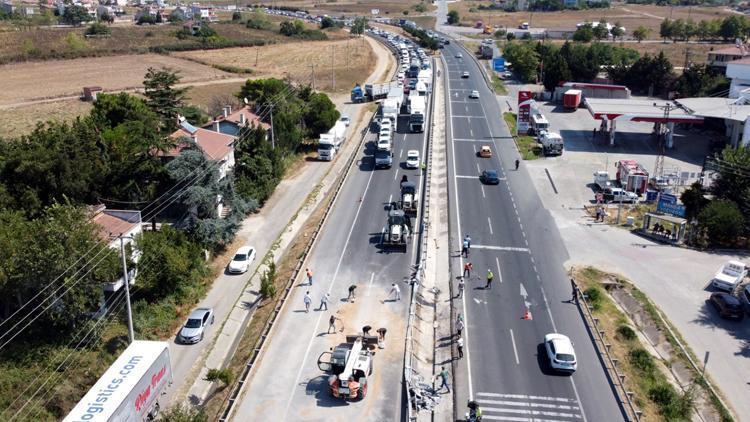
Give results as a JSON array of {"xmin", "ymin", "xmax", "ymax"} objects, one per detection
[{"xmin": 517, "ymin": 91, "xmax": 533, "ymax": 135}]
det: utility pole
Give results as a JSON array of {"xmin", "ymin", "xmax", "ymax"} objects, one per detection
[
  {"xmin": 331, "ymin": 45, "xmax": 336, "ymax": 91},
  {"xmin": 310, "ymin": 64, "xmax": 316, "ymax": 90},
  {"xmin": 683, "ymin": 48, "xmax": 692, "ymax": 71},
  {"xmin": 346, "ymin": 38, "xmax": 350, "ymax": 70},
  {"xmin": 255, "ymin": 48, "xmax": 259, "ymax": 67},
  {"xmin": 119, "ymin": 235, "xmax": 135, "ymax": 344},
  {"xmin": 271, "ymin": 104, "xmax": 276, "ymax": 149},
  {"xmin": 653, "ymin": 103, "xmax": 678, "ymax": 179}
]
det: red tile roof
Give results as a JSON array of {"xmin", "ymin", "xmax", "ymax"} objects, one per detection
[
  {"xmin": 709, "ymin": 46, "xmax": 748, "ymax": 56},
  {"xmin": 89, "ymin": 206, "xmax": 141, "ymax": 242},
  {"xmin": 169, "ymin": 127, "xmax": 236, "ymax": 161},
  {"xmin": 218, "ymin": 106, "xmax": 271, "ymax": 130}
]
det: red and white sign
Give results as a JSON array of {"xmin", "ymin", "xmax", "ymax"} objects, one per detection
[{"xmin": 517, "ymin": 91, "xmax": 533, "ymax": 135}]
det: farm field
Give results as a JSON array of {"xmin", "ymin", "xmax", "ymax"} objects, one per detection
[
  {"xmin": 0, "ymin": 99, "xmax": 92, "ymax": 139},
  {"xmin": 174, "ymin": 37, "xmax": 376, "ymax": 94},
  {"xmin": 245, "ymin": 0, "xmax": 429, "ymax": 16},
  {"xmin": 450, "ymin": 2, "xmax": 733, "ymax": 39},
  {"xmin": 0, "ymin": 54, "xmax": 233, "ymax": 106}
]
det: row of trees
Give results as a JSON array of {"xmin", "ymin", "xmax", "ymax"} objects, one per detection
[
  {"xmin": 572, "ymin": 20, "xmax": 625, "ymax": 42},
  {"xmin": 659, "ymin": 15, "xmax": 750, "ymax": 42}
]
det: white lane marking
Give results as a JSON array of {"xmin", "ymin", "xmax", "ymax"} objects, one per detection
[
  {"xmin": 399, "ymin": 149, "xmax": 403, "ymax": 158},
  {"xmin": 388, "ymin": 194, "xmax": 393, "ymax": 204},
  {"xmin": 488, "ymin": 217, "xmax": 494, "ymax": 235},
  {"xmin": 481, "ymin": 185, "xmax": 486, "ymax": 198},
  {"xmin": 393, "ymin": 168, "xmax": 399, "ymax": 180},
  {"xmin": 366, "ymin": 272, "xmax": 375, "ymax": 296},
  {"xmin": 281, "ymin": 149, "xmax": 378, "ymax": 420},
  {"xmin": 452, "ymin": 115, "xmax": 480, "ymax": 118},
  {"xmin": 465, "ymin": 104, "xmax": 469, "ymax": 113},
  {"xmin": 447, "ymin": 62, "xmax": 474, "ymax": 400},
  {"xmin": 473, "ymin": 144, "xmax": 477, "ymax": 153},
  {"xmin": 453, "ymin": 138, "xmax": 485, "ymax": 142},
  {"xmin": 456, "ymin": 174, "xmax": 505, "ymax": 180},
  {"xmin": 476, "ymin": 163, "xmax": 481, "ymax": 173},
  {"xmin": 495, "ymin": 257, "xmax": 502, "ymax": 283},
  {"xmin": 479, "ymin": 407, "xmax": 580, "ymax": 418},
  {"xmin": 509, "ymin": 329, "xmax": 519, "ymax": 364},
  {"xmin": 477, "ymin": 399, "xmax": 581, "ymax": 411},
  {"xmin": 471, "ymin": 245, "xmax": 529, "ymax": 252},
  {"xmin": 476, "ymin": 393, "xmax": 578, "ymax": 403},
  {"xmin": 470, "ymin": 127, "xmax": 474, "ymax": 137}
]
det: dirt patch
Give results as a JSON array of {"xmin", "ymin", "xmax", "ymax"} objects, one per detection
[
  {"xmin": 0, "ymin": 54, "xmax": 232, "ymax": 106},
  {"xmin": 173, "ymin": 37, "xmax": 375, "ymax": 94},
  {"xmin": 0, "ymin": 98, "xmax": 92, "ymax": 139},
  {"xmin": 573, "ymin": 266, "xmax": 732, "ymax": 422}
]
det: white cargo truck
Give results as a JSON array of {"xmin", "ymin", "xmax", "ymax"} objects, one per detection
[
  {"xmin": 408, "ymin": 96, "xmax": 426, "ymax": 133},
  {"xmin": 382, "ymin": 98, "xmax": 401, "ymax": 133},
  {"xmin": 64, "ymin": 341, "xmax": 172, "ymax": 422},
  {"xmin": 317, "ymin": 121, "xmax": 347, "ymax": 161}
]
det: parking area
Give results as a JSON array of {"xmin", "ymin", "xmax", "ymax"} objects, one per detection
[{"xmin": 516, "ymin": 97, "xmax": 750, "ymax": 418}]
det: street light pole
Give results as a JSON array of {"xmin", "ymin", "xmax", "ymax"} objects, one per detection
[{"xmin": 119, "ymin": 235, "xmax": 135, "ymax": 344}]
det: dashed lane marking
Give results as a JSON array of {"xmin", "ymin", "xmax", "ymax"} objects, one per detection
[{"xmin": 471, "ymin": 245, "xmax": 530, "ymax": 252}]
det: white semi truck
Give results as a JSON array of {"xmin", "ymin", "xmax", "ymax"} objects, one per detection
[
  {"xmin": 64, "ymin": 341, "xmax": 172, "ymax": 422},
  {"xmin": 408, "ymin": 96, "xmax": 426, "ymax": 133},
  {"xmin": 317, "ymin": 120, "xmax": 348, "ymax": 161}
]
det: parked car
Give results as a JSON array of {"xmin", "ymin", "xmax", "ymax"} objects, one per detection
[
  {"xmin": 709, "ymin": 292, "xmax": 745, "ymax": 320},
  {"xmin": 179, "ymin": 308, "xmax": 215, "ymax": 344},
  {"xmin": 544, "ymin": 333, "xmax": 577, "ymax": 373},
  {"xmin": 478, "ymin": 145, "xmax": 492, "ymax": 158},
  {"xmin": 462, "ymin": 71, "xmax": 470, "ymax": 78},
  {"xmin": 711, "ymin": 261, "xmax": 747, "ymax": 292},
  {"xmin": 469, "ymin": 90, "xmax": 480, "ymax": 99},
  {"xmin": 602, "ymin": 187, "xmax": 638, "ymax": 203},
  {"xmin": 406, "ymin": 150, "xmax": 420, "ymax": 169},
  {"xmin": 480, "ymin": 170, "xmax": 500, "ymax": 185},
  {"xmin": 228, "ymin": 245, "xmax": 256, "ymax": 274}
]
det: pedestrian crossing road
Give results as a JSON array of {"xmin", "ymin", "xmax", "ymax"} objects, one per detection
[{"xmin": 476, "ymin": 392, "xmax": 584, "ymax": 421}]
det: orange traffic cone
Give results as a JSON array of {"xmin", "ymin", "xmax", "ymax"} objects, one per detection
[{"xmin": 522, "ymin": 307, "xmax": 532, "ymax": 321}]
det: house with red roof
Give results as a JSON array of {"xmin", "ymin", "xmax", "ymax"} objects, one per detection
[
  {"xmin": 89, "ymin": 205, "xmax": 142, "ymax": 294},
  {"xmin": 169, "ymin": 118, "xmax": 237, "ymax": 181},
  {"xmin": 205, "ymin": 105, "xmax": 270, "ymax": 137}
]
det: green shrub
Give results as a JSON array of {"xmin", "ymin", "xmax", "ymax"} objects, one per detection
[
  {"xmin": 85, "ymin": 22, "xmax": 111, "ymax": 36},
  {"xmin": 616, "ymin": 324, "xmax": 637, "ymax": 341},
  {"xmin": 628, "ymin": 348, "xmax": 655, "ymax": 375},
  {"xmin": 260, "ymin": 259, "xmax": 277, "ymax": 298},
  {"xmin": 415, "ymin": 3, "xmax": 427, "ymax": 12},
  {"xmin": 246, "ymin": 13, "xmax": 272, "ymax": 30},
  {"xmin": 159, "ymin": 404, "xmax": 208, "ymax": 422},
  {"xmin": 205, "ymin": 368, "xmax": 234, "ymax": 387},
  {"xmin": 648, "ymin": 383, "xmax": 692, "ymax": 419},
  {"xmin": 583, "ymin": 287, "xmax": 602, "ymax": 310}
]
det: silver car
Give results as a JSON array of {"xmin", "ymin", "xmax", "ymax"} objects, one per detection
[{"xmin": 179, "ymin": 308, "xmax": 214, "ymax": 344}]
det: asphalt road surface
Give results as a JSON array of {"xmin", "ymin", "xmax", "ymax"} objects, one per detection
[
  {"xmin": 442, "ymin": 42, "xmax": 627, "ymax": 422},
  {"xmin": 232, "ymin": 88, "xmax": 431, "ymax": 420}
]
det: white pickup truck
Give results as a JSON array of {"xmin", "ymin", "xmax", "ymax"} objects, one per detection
[{"xmin": 712, "ymin": 261, "xmax": 747, "ymax": 292}]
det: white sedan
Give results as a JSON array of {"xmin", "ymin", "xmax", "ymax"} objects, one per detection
[
  {"xmin": 227, "ymin": 245, "xmax": 256, "ymax": 274},
  {"xmin": 469, "ymin": 90, "xmax": 480, "ymax": 99},
  {"xmin": 544, "ymin": 333, "xmax": 577, "ymax": 373},
  {"xmin": 405, "ymin": 150, "xmax": 420, "ymax": 169}
]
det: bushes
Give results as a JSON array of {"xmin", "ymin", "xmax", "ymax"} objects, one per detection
[
  {"xmin": 205, "ymin": 368, "xmax": 234, "ymax": 387},
  {"xmin": 583, "ymin": 287, "xmax": 602, "ymax": 310},
  {"xmin": 279, "ymin": 19, "xmax": 327, "ymax": 39},
  {"xmin": 260, "ymin": 260, "xmax": 278, "ymax": 298},
  {"xmin": 246, "ymin": 13, "xmax": 272, "ymax": 30},
  {"xmin": 616, "ymin": 324, "xmax": 637, "ymax": 341},
  {"xmin": 85, "ymin": 22, "xmax": 111, "ymax": 36},
  {"xmin": 697, "ymin": 200, "xmax": 744, "ymax": 246}
]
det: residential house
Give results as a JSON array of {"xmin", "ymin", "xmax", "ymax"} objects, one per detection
[
  {"xmin": 190, "ymin": 4, "xmax": 217, "ymax": 21},
  {"xmin": 1, "ymin": 0, "xmax": 39, "ymax": 16},
  {"xmin": 707, "ymin": 45, "xmax": 750, "ymax": 69},
  {"xmin": 203, "ymin": 105, "xmax": 271, "ymax": 137},
  {"xmin": 726, "ymin": 58, "xmax": 750, "ymax": 98},
  {"xmin": 90, "ymin": 205, "xmax": 143, "ymax": 294},
  {"xmin": 168, "ymin": 119, "xmax": 237, "ymax": 217}
]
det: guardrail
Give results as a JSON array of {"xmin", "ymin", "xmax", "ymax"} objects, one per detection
[
  {"xmin": 574, "ymin": 281, "xmax": 641, "ymax": 422},
  {"xmin": 403, "ymin": 55, "xmax": 438, "ymax": 421}
]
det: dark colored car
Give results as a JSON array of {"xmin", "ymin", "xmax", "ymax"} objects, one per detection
[
  {"xmin": 408, "ymin": 79, "xmax": 418, "ymax": 89},
  {"xmin": 480, "ymin": 170, "xmax": 500, "ymax": 185},
  {"xmin": 709, "ymin": 292, "xmax": 744, "ymax": 320}
]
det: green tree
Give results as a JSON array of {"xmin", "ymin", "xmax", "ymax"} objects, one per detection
[
  {"xmin": 680, "ymin": 181, "xmax": 709, "ymax": 221},
  {"xmin": 592, "ymin": 20, "xmax": 610, "ymax": 41},
  {"xmin": 232, "ymin": 11, "xmax": 242, "ymax": 21},
  {"xmin": 205, "ymin": 368, "xmax": 234, "ymax": 387},
  {"xmin": 238, "ymin": 78, "xmax": 304, "ymax": 152},
  {"xmin": 720, "ymin": 15, "xmax": 747, "ymax": 41},
  {"xmin": 169, "ymin": 8, "xmax": 186, "ymax": 23},
  {"xmin": 710, "ymin": 146, "xmax": 750, "ymax": 232},
  {"xmin": 670, "ymin": 18, "xmax": 686, "ymax": 42},
  {"xmin": 167, "ymin": 147, "xmax": 255, "ymax": 248},
  {"xmin": 143, "ymin": 67, "xmax": 188, "ymax": 132},
  {"xmin": 674, "ymin": 64, "xmax": 729, "ymax": 98},
  {"xmin": 279, "ymin": 19, "xmax": 305, "ymax": 36},
  {"xmin": 696, "ymin": 19, "xmax": 712, "ymax": 41},
  {"xmin": 159, "ymin": 404, "xmax": 208, "ymax": 422},
  {"xmin": 447, "ymin": 10, "xmax": 460, "ymax": 25},
  {"xmin": 610, "ymin": 22, "xmax": 624, "ymax": 41},
  {"xmin": 503, "ymin": 42, "xmax": 540, "ymax": 82},
  {"xmin": 351, "ymin": 16, "xmax": 367, "ymax": 35},
  {"xmin": 85, "ymin": 21, "xmax": 111, "ymax": 36},
  {"xmin": 632, "ymin": 26, "xmax": 650, "ymax": 43},
  {"xmin": 698, "ymin": 200, "xmax": 744, "ymax": 246},
  {"xmin": 572, "ymin": 24, "xmax": 593, "ymax": 42},
  {"xmin": 61, "ymin": 4, "xmax": 92, "ymax": 26},
  {"xmin": 137, "ymin": 14, "xmax": 155, "ymax": 25},
  {"xmin": 136, "ymin": 225, "xmax": 210, "ymax": 301},
  {"xmin": 303, "ymin": 92, "xmax": 340, "ymax": 136},
  {"xmin": 542, "ymin": 52, "xmax": 571, "ymax": 92},
  {"xmin": 320, "ymin": 16, "xmax": 336, "ymax": 29},
  {"xmin": 659, "ymin": 19, "xmax": 673, "ymax": 42},
  {"xmin": 246, "ymin": 13, "xmax": 271, "ymax": 29}
]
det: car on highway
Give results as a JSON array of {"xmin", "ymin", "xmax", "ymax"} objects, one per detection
[
  {"xmin": 709, "ymin": 292, "xmax": 745, "ymax": 320},
  {"xmin": 228, "ymin": 245, "xmax": 256, "ymax": 274},
  {"xmin": 406, "ymin": 150, "xmax": 420, "ymax": 169},
  {"xmin": 479, "ymin": 170, "xmax": 500, "ymax": 185},
  {"xmin": 462, "ymin": 71, "xmax": 470, "ymax": 78},
  {"xmin": 455, "ymin": 53, "xmax": 463, "ymax": 58},
  {"xmin": 377, "ymin": 133, "xmax": 392, "ymax": 151},
  {"xmin": 380, "ymin": 119, "xmax": 392, "ymax": 135},
  {"xmin": 374, "ymin": 150, "xmax": 393, "ymax": 169},
  {"xmin": 409, "ymin": 79, "xmax": 418, "ymax": 89},
  {"xmin": 478, "ymin": 145, "xmax": 492, "ymax": 158},
  {"xmin": 544, "ymin": 333, "xmax": 577, "ymax": 373},
  {"xmin": 397, "ymin": 71, "xmax": 405, "ymax": 80},
  {"xmin": 469, "ymin": 90, "xmax": 480, "ymax": 99},
  {"xmin": 179, "ymin": 308, "xmax": 215, "ymax": 344}
]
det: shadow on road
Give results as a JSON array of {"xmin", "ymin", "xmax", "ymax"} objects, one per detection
[
  {"xmin": 535, "ymin": 343, "xmax": 571, "ymax": 377},
  {"xmin": 690, "ymin": 301, "xmax": 750, "ymax": 358},
  {"xmin": 306, "ymin": 375, "xmax": 350, "ymax": 408}
]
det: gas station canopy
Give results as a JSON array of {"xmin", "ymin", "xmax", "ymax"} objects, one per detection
[{"xmin": 586, "ymin": 98, "xmax": 704, "ymax": 124}]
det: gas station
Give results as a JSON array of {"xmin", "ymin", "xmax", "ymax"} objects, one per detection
[{"xmin": 585, "ymin": 98, "xmax": 705, "ymax": 147}]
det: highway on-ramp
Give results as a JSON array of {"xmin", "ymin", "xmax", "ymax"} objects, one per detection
[
  {"xmin": 231, "ymin": 90, "xmax": 431, "ymax": 420},
  {"xmin": 441, "ymin": 42, "xmax": 627, "ymax": 421}
]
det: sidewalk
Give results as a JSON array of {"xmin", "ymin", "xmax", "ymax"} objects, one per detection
[{"xmin": 179, "ymin": 37, "xmax": 394, "ymax": 406}]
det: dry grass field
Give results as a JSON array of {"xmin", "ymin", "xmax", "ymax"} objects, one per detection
[
  {"xmin": 174, "ymin": 37, "xmax": 375, "ymax": 94},
  {"xmin": 451, "ymin": 3, "xmax": 733, "ymax": 39},
  {"xmin": 0, "ymin": 54, "xmax": 233, "ymax": 106},
  {"xmin": 245, "ymin": 0, "xmax": 428, "ymax": 16},
  {"xmin": 0, "ymin": 99, "xmax": 92, "ymax": 139}
]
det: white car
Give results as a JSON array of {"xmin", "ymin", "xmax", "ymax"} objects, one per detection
[
  {"xmin": 340, "ymin": 115, "xmax": 351, "ymax": 127},
  {"xmin": 469, "ymin": 90, "xmax": 480, "ymax": 99},
  {"xmin": 397, "ymin": 71, "xmax": 405, "ymax": 80},
  {"xmin": 179, "ymin": 308, "xmax": 215, "ymax": 344},
  {"xmin": 405, "ymin": 150, "xmax": 420, "ymax": 169},
  {"xmin": 380, "ymin": 119, "xmax": 392, "ymax": 135},
  {"xmin": 228, "ymin": 245, "xmax": 256, "ymax": 274},
  {"xmin": 455, "ymin": 53, "xmax": 463, "ymax": 58},
  {"xmin": 544, "ymin": 333, "xmax": 577, "ymax": 373},
  {"xmin": 462, "ymin": 71, "xmax": 470, "ymax": 78}
]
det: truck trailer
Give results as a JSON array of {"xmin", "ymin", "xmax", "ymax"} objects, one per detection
[
  {"xmin": 317, "ymin": 121, "xmax": 347, "ymax": 161},
  {"xmin": 563, "ymin": 89, "xmax": 582, "ymax": 110},
  {"xmin": 64, "ymin": 341, "xmax": 172, "ymax": 422},
  {"xmin": 408, "ymin": 96, "xmax": 426, "ymax": 132}
]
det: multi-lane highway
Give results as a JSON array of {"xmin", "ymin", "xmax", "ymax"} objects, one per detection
[
  {"xmin": 231, "ymin": 70, "xmax": 430, "ymax": 420},
  {"xmin": 442, "ymin": 42, "xmax": 627, "ymax": 421}
]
